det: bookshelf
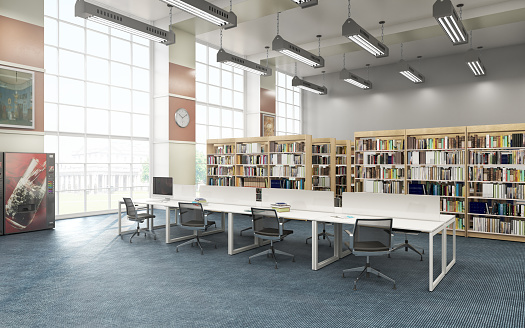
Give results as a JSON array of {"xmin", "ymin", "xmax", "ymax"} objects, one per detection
[
  {"xmin": 466, "ymin": 124, "xmax": 525, "ymax": 242},
  {"xmin": 406, "ymin": 127, "xmax": 467, "ymax": 237},
  {"xmin": 268, "ymin": 135, "xmax": 312, "ymax": 190},
  {"xmin": 350, "ymin": 141, "xmax": 355, "ymax": 192},
  {"xmin": 312, "ymin": 138, "xmax": 336, "ymax": 194},
  {"xmin": 354, "ymin": 130, "xmax": 406, "ymax": 194},
  {"xmin": 335, "ymin": 140, "xmax": 352, "ymax": 199},
  {"xmin": 206, "ymin": 139, "xmax": 237, "ymax": 186},
  {"xmin": 235, "ymin": 137, "xmax": 269, "ymax": 188}
]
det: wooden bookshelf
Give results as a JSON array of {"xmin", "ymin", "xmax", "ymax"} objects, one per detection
[
  {"xmin": 406, "ymin": 126, "xmax": 468, "ymax": 237},
  {"xmin": 354, "ymin": 130, "xmax": 406, "ymax": 194},
  {"xmin": 335, "ymin": 140, "xmax": 352, "ymax": 199},
  {"xmin": 466, "ymin": 123, "xmax": 525, "ymax": 242},
  {"xmin": 235, "ymin": 136, "xmax": 269, "ymax": 188},
  {"xmin": 206, "ymin": 138, "xmax": 237, "ymax": 187},
  {"xmin": 311, "ymin": 138, "xmax": 336, "ymax": 194},
  {"xmin": 268, "ymin": 135, "xmax": 312, "ymax": 190}
]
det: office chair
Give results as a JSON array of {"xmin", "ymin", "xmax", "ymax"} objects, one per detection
[
  {"xmin": 176, "ymin": 202, "xmax": 217, "ymax": 255},
  {"xmin": 248, "ymin": 208, "xmax": 294, "ymax": 269},
  {"xmin": 389, "ymin": 229, "xmax": 424, "ymax": 261},
  {"xmin": 306, "ymin": 222, "xmax": 333, "ymax": 247},
  {"xmin": 343, "ymin": 218, "xmax": 396, "ymax": 290},
  {"xmin": 123, "ymin": 198, "xmax": 156, "ymax": 243}
]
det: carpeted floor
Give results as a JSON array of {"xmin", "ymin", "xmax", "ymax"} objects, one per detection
[{"xmin": 0, "ymin": 210, "xmax": 524, "ymax": 327}]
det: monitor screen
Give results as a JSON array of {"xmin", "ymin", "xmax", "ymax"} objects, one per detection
[{"xmin": 153, "ymin": 177, "xmax": 173, "ymax": 196}]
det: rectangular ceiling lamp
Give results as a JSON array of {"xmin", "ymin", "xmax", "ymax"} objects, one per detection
[
  {"xmin": 292, "ymin": 76, "xmax": 327, "ymax": 95},
  {"xmin": 291, "ymin": 0, "xmax": 318, "ymax": 9},
  {"xmin": 465, "ymin": 49, "xmax": 486, "ymax": 76},
  {"xmin": 433, "ymin": 0, "xmax": 468, "ymax": 45},
  {"xmin": 342, "ymin": 18, "xmax": 389, "ymax": 58},
  {"xmin": 398, "ymin": 60, "xmax": 425, "ymax": 84},
  {"xmin": 75, "ymin": 0, "xmax": 175, "ymax": 45},
  {"xmin": 339, "ymin": 69, "xmax": 372, "ymax": 89},
  {"xmin": 272, "ymin": 35, "xmax": 324, "ymax": 68},
  {"xmin": 217, "ymin": 49, "xmax": 272, "ymax": 76},
  {"xmin": 159, "ymin": 0, "xmax": 237, "ymax": 29}
]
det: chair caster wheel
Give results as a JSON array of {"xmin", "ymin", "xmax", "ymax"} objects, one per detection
[
  {"xmin": 176, "ymin": 248, "xmax": 179, "ymax": 252},
  {"xmin": 342, "ymin": 273, "xmax": 345, "ymax": 278},
  {"xmin": 393, "ymin": 285, "xmax": 397, "ymax": 290},
  {"xmin": 275, "ymin": 265, "xmax": 278, "ymax": 269},
  {"xmin": 292, "ymin": 258, "xmax": 295, "ymax": 262},
  {"xmin": 422, "ymin": 250, "xmax": 425, "ymax": 254},
  {"xmin": 154, "ymin": 237, "xmax": 157, "ymax": 240},
  {"xmin": 214, "ymin": 245, "xmax": 217, "ymax": 249},
  {"xmin": 201, "ymin": 251, "xmax": 204, "ymax": 255},
  {"xmin": 248, "ymin": 260, "xmax": 251, "ymax": 264}
]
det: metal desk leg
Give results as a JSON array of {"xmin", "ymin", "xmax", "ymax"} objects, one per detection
[
  {"xmin": 312, "ymin": 221, "xmax": 342, "ymax": 270},
  {"xmin": 118, "ymin": 201, "xmax": 122, "ymax": 236},
  {"xmin": 228, "ymin": 212, "xmax": 234, "ymax": 255},
  {"xmin": 165, "ymin": 207, "xmax": 171, "ymax": 244},
  {"xmin": 429, "ymin": 223, "xmax": 457, "ymax": 291},
  {"xmin": 312, "ymin": 221, "xmax": 319, "ymax": 270},
  {"xmin": 227, "ymin": 212, "xmax": 264, "ymax": 255}
]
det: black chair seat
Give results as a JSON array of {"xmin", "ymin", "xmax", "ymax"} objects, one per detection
[
  {"xmin": 135, "ymin": 213, "xmax": 155, "ymax": 220},
  {"xmin": 255, "ymin": 227, "xmax": 293, "ymax": 238},
  {"xmin": 182, "ymin": 219, "xmax": 215, "ymax": 228},
  {"xmin": 354, "ymin": 240, "xmax": 389, "ymax": 252}
]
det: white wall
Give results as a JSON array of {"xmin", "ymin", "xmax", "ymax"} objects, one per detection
[{"xmin": 303, "ymin": 44, "xmax": 525, "ymax": 139}]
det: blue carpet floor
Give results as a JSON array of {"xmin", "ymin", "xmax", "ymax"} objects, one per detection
[{"xmin": 0, "ymin": 210, "xmax": 524, "ymax": 327}]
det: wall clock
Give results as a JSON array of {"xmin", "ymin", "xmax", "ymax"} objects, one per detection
[{"xmin": 175, "ymin": 108, "xmax": 190, "ymax": 128}]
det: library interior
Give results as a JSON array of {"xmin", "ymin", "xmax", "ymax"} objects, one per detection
[{"xmin": 0, "ymin": 0, "xmax": 524, "ymax": 327}]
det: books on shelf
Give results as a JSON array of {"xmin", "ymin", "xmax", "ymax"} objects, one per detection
[
  {"xmin": 271, "ymin": 203, "xmax": 291, "ymax": 212},
  {"xmin": 408, "ymin": 151, "xmax": 465, "ymax": 165},
  {"xmin": 469, "ymin": 149, "xmax": 525, "ymax": 165},
  {"xmin": 468, "ymin": 133, "xmax": 525, "ymax": 148},
  {"xmin": 407, "ymin": 136, "xmax": 465, "ymax": 150},
  {"xmin": 472, "ymin": 216, "xmax": 525, "ymax": 235},
  {"xmin": 408, "ymin": 166, "xmax": 464, "ymax": 181}
]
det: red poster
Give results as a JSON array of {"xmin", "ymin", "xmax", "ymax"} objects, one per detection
[{"xmin": 4, "ymin": 153, "xmax": 47, "ymax": 234}]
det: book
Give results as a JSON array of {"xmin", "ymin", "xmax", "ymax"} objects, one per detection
[
  {"xmin": 271, "ymin": 202, "xmax": 291, "ymax": 212},
  {"xmin": 194, "ymin": 198, "xmax": 208, "ymax": 205}
]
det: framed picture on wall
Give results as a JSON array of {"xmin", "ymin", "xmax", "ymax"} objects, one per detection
[
  {"xmin": 262, "ymin": 113, "xmax": 275, "ymax": 137},
  {"xmin": 0, "ymin": 65, "xmax": 35, "ymax": 129}
]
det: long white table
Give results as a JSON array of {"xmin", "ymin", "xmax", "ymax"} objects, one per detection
[{"xmin": 116, "ymin": 189, "xmax": 457, "ymax": 292}]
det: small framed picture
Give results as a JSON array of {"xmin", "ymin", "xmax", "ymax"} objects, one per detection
[
  {"xmin": 0, "ymin": 65, "xmax": 34, "ymax": 129},
  {"xmin": 262, "ymin": 113, "xmax": 275, "ymax": 137}
]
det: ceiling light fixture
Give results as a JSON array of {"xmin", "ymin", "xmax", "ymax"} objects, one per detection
[
  {"xmin": 291, "ymin": 63, "xmax": 326, "ymax": 95},
  {"xmin": 339, "ymin": 54, "xmax": 372, "ymax": 89},
  {"xmin": 290, "ymin": 0, "xmax": 318, "ymax": 9},
  {"xmin": 75, "ymin": 0, "xmax": 175, "ymax": 45},
  {"xmin": 342, "ymin": 1, "xmax": 388, "ymax": 58},
  {"xmin": 398, "ymin": 45, "xmax": 425, "ymax": 84},
  {"xmin": 272, "ymin": 12, "xmax": 325, "ymax": 68},
  {"xmin": 433, "ymin": 0, "xmax": 468, "ymax": 45},
  {"xmin": 466, "ymin": 47, "xmax": 486, "ymax": 77},
  {"xmin": 216, "ymin": 29, "xmax": 272, "ymax": 76},
  {"xmin": 159, "ymin": 0, "xmax": 237, "ymax": 29}
]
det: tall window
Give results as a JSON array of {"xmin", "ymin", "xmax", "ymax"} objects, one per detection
[
  {"xmin": 276, "ymin": 71, "xmax": 301, "ymax": 135},
  {"xmin": 43, "ymin": 0, "xmax": 151, "ymax": 216},
  {"xmin": 194, "ymin": 41, "xmax": 245, "ymax": 185}
]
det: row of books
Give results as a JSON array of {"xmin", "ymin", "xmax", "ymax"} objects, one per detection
[
  {"xmin": 237, "ymin": 143, "xmax": 264, "ymax": 154},
  {"xmin": 312, "ymin": 155, "xmax": 331, "ymax": 165},
  {"xmin": 469, "ymin": 150, "xmax": 525, "ymax": 165},
  {"xmin": 312, "ymin": 176, "xmax": 331, "ymax": 187},
  {"xmin": 207, "ymin": 166, "xmax": 234, "ymax": 176},
  {"xmin": 214, "ymin": 145, "xmax": 234, "ymax": 154},
  {"xmin": 335, "ymin": 157, "xmax": 347, "ymax": 165},
  {"xmin": 408, "ymin": 151, "xmax": 465, "ymax": 165},
  {"xmin": 408, "ymin": 166, "xmax": 464, "ymax": 181},
  {"xmin": 270, "ymin": 178, "xmax": 304, "ymax": 190},
  {"xmin": 312, "ymin": 144, "xmax": 331, "ymax": 153},
  {"xmin": 271, "ymin": 166, "xmax": 305, "ymax": 178},
  {"xmin": 270, "ymin": 153, "xmax": 304, "ymax": 165},
  {"xmin": 362, "ymin": 180, "xmax": 404, "ymax": 194},
  {"xmin": 441, "ymin": 200, "xmax": 465, "ymax": 213},
  {"xmin": 207, "ymin": 155, "xmax": 234, "ymax": 165},
  {"xmin": 407, "ymin": 136, "xmax": 466, "ymax": 150},
  {"xmin": 336, "ymin": 166, "xmax": 347, "ymax": 175},
  {"xmin": 471, "ymin": 217, "xmax": 525, "ymax": 235},
  {"xmin": 468, "ymin": 167, "xmax": 525, "ymax": 182},
  {"xmin": 469, "ymin": 133, "xmax": 525, "ymax": 149},
  {"xmin": 237, "ymin": 154, "xmax": 268, "ymax": 165},
  {"xmin": 358, "ymin": 138, "xmax": 404, "ymax": 151},
  {"xmin": 335, "ymin": 185, "xmax": 347, "ymax": 195},
  {"xmin": 313, "ymin": 166, "xmax": 330, "ymax": 176},
  {"xmin": 269, "ymin": 141, "xmax": 305, "ymax": 153},
  {"xmin": 237, "ymin": 166, "xmax": 267, "ymax": 177},
  {"xmin": 470, "ymin": 202, "xmax": 525, "ymax": 217},
  {"xmin": 208, "ymin": 177, "xmax": 235, "ymax": 186},
  {"xmin": 447, "ymin": 217, "xmax": 465, "ymax": 230},
  {"xmin": 357, "ymin": 167, "xmax": 404, "ymax": 180},
  {"xmin": 359, "ymin": 152, "xmax": 404, "ymax": 165},
  {"xmin": 336, "ymin": 176, "xmax": 347, "ymax": 185},
  {"xmin": 237, "ymin": 177, "xmax": 267, "ymax": 188},
  {"xmin": 408, "ymin": 182, "xmax": 465, "ymax": 197},
  {"xmin": 477, "ymin": 183, "xmax": 525, "ymax": 200},
  {"xmin": 335, "ymin": 146, "xmax": 348, "ymax": 154}
]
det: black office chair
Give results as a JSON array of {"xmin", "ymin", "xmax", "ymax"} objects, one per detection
[
  {"xmin": 248, "ymin": 208, "xmax": 294, "ymax": 269},
  {"xmin": 343, "ymin": 218, "xmax": 396, "ymax": 290},
  {"xmin": 389, "ymin": 229, "xmax": 424, "ymax": 261},
  {"xmin": 123, "ymin": 198, "xmax": 156, "ymax": 243},
  {"xmin": 176, "ymin": 202, "xmax": 217, "ymax": 254},
  {"xmin": 306, "ymin": 222, "xmax": 334, "ymax": 247}
]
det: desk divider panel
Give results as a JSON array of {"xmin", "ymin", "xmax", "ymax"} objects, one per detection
[
  {"xmin": 262, "ymin": 189, "xmax": 335, "ymax": 212},
  {"xmin": 342, "ymin": 192, "xmax": 442, "ymax": 221},
  {"xmin": 171, "ymin": 184, "xmax": 197, "ymax": 201},
  {"xmin": 199, "ymin": 185, "xmax": 257, "ymax": 206}
]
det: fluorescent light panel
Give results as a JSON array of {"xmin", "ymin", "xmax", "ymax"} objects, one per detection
[
  {"xmin": 398, "ymin": 60, "xmax": 425, "ymax": 84},
  {"xmin": 342, "ymin": 18, "xmax": 389, "ymax": 58},
  {"xmin": 291, "ymin": 0, "xmax": 318, "ymax": 9},
  {"xmin": 433, "ymin": 0, "xmax": 468, "ymax": 45},
  {"xmin": 339, "ymin": 69, "xmax": 372, "ymax": 89},
  {"xmin": 217, "ymin": 48, "xmax": 272, "ymax": 76},
  {"xmin": 159, "ymin": 0, "xmax": 237, "ymax": 29},
  {"xmin": 292, "ymin": 76, "xmax": 327, "ymax": 95},
  {"xmin": 75, "ymin": 0, "xmax": 175, "ymax": 45},
  {"xmin": 465, "ymin": 48, "xmax": 486, "ymax": 76},
  {"xmin": 272, "ymin": 35, "xmax": 324, "ymax": 68}
]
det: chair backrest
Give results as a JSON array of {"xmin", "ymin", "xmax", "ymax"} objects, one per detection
[
  {"xmin": 353, "ymin": 218, "xmax": 393, "ymax": 252},
  {"xmin": 123, "ymin": 198, "xmax": 137, "ymax": 217},
  {"xmin": 178, "ymin": 202, "xmax": 205, "ymax": 227},
  {"xmin": 251, "ymin": 208, "xmax": 280, "ymax": 236}
]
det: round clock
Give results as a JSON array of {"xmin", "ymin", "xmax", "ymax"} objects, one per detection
[{"xmin": 175, "ymin": 108, "xmax": 190, "ymax": 128}]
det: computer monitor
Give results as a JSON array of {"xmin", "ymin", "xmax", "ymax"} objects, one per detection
[{"xmin": 153, "ymin": 177, "xmax": 173, "ymax": 201}]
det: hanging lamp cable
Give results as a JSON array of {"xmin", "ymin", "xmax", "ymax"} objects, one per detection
[{"xmin": 276, "ymin": 12, "xmax": 280, "ymax": 35}]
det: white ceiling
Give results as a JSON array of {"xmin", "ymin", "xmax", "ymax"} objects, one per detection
[{"xmin": 90, "ymin": 0, "xmax": 525, "ymax": 76}]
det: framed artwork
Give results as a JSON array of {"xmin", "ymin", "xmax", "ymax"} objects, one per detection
[
  {"xmin": 0, "ymin": 65, "xmax": 35, "ymax": 129},
  {"xmin": 262, "ymin": 113, "xmax": 275, "ymax": 137}
]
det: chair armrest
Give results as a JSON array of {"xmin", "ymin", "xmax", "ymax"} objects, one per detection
[{"xmin": 344, "ymin": 229, "xmax": 353, "ymax": 249}]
